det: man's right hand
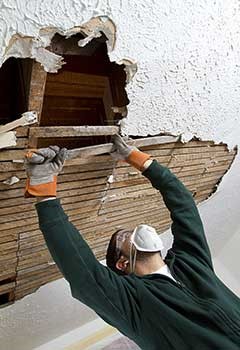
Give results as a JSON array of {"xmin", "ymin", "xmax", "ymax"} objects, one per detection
[
  {"xmin": 111, "ymin": 134, "xmax": 151, "ymax": 171},
  {"xmin": 110, "ymin": 134, "xmax": 136, "ymax": 161},
  {"xmin": 25, "ymin": 146, "xmax": 67, "ymax": 198}
]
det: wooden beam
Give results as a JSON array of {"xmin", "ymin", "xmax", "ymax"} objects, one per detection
[{"xmin": 29, "ymin": 125, "xmax": 120, "ymax": 138}]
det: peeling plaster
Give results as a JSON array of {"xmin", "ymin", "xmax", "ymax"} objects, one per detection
[
  {"xmin": 3, "ymin": 175, "xmax": 19, "ymax": 185},
  {"xmin": 1, "ymin": 16, "xmax": 117, "ymax": 73},
  {"xmin": 1, "ymin": 1, "xmax": 239, "ymax": 148},
  {"xmin": 0, "ymin": 131, "xmax": 16, "ymax": 148}
]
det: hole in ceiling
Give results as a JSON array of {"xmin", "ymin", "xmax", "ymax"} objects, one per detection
[
  {"xmin": 36, "ymin": 32, "xmax": 129, "ymax": 149},
  {"xmin": 0, "ymin": 58, "xmax": 33, "ymax": 125}
]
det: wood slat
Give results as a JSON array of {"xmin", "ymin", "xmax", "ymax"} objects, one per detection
[
  {"xmin": 15, "ymin": 272, "xmax": 61, "ymax": 300},
  {"xmin": 0, "ymin": 282, "xmax": 15, "ymax": 295},
  {"xmin": 29, "ymin": 125, "xmax": 119, "ymax": 138},
  {"xmin": 16, "ymin": 264, "xmax": 58, "ymax": 282},
  {"xmin": 0, "ymin": 269, "xmax": 16, "ymax": 282}
]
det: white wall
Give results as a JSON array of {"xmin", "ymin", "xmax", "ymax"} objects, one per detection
[{"xmin": 0, "ymin": 1, "xmax": 240, "ymax": 349}]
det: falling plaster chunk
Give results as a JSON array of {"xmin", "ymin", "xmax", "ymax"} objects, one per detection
[
  {"xmin": 0, "ymin": 111, "xmax": 38, "ymax": 134},
  {"xmin": 0, "ymin": 131, "xmax": 16, "ymax": 149},
  {"xmin": 3, "ymin": 176, "xmax": 20, "ymax": 186}
]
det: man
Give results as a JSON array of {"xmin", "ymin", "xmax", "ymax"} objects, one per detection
[{"xmin": 25, "ymin": 135, "xmax": 240, "ymax": 350}]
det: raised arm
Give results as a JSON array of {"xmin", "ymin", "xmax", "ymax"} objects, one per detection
[
  {"xmin": 143, "ymin": 160, "xmax": 213, "ymax": 269},
  {"xmin": 36, "ymin": 199, "xmax": 140, "ymax": 332},
  {"xmin": 111, "ymin": 135, "xmax": 213, "ymax": 270},
  {"xmin": 24, "ymin": 146, "xmax": 140, "ymax": 335}
]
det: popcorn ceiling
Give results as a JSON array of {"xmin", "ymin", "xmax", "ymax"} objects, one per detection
[{"xmin": 1, "ymin": 1, "xmax": 240, "ymax": 148}]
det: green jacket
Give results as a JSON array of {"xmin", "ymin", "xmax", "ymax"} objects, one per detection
[{"xmin": 36, "ymin": 160, "xmax": 240, "ymax": 350}]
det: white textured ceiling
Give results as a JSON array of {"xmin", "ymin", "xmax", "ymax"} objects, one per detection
[{"xmin": 0, "ymin": 1, "xmax": 240, "ymax": 349}]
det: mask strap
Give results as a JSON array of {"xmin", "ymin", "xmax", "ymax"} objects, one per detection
[{"xmin": 129, "ymin": 242, "xmax": 137, "ymax": 273}]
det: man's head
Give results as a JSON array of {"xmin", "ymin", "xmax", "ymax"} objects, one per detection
[{"xmin": 106, "ymin": 225, "xmax": 165, "ymax": 276}]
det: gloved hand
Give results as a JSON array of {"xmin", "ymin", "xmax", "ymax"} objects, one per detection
[
  {"xmin": 111, "ymin": 134, "xmax": 151, "ymax": 171},
  {"xmin": 25, "ymin": 146, "xmax": 67, "ymax": 198}
]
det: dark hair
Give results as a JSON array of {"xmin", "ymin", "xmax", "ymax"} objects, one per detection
[
  {"xmin": 106, "ymin": 229, "xmax": 162, "ymax": 275},
  {"xmin": 106, "ymin": 229, "xmax": 131, "ymax": 275}
]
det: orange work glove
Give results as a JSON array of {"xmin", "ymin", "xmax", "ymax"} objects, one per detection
[
  {"xmin": 25, "ymin": 146, "xmax": 67, "ymax": 198},
  {"xmin": 111, "ymin": 134, "xmax": 151, "ymax": 171}
]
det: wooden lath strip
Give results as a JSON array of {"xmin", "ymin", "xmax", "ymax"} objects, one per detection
[
  {"xmin": 0, "ymin": 140, "xmax": 234, "ymax": 171},
  {"xmin": 29, "ymin": 125, "xmax": 119, "ymax": 138},
  {"xmin": 15, "ymin": 272, "xmax": 61, "ymax": 300},
  {"xmin": 0, "ymin": 154, "xmax": 232, "ymax": 188},
  {"xmin": 0, "ymin": 282, "xmax": 15, "ymax": 296},
  {"xmin": 0, "ymin": 166, "xmax": 232, "ymax": 226}
]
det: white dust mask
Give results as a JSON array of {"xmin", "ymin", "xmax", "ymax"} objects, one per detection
[
  {"xmin": 129, "ymin": 224, "xmax": 164, "ymax": 273},
  {"xmin": 131, "ymin": 224, "xmax": 164, "ymax": 252}
]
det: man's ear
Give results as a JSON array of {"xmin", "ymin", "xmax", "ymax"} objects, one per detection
[{"xmin": 116, "ymin": 256, "xmax": 129, "ymax": 272}]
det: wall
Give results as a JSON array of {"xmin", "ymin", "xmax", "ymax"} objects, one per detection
[{"xmin": 0, "ymin": 1, "xmax": 240, "ymax": 349}]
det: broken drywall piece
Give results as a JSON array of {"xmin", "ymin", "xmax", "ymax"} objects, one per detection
[
  {"xmin": 2, "ymin": 33, "xmax": 65, "ymax": 73},
  {"xmin": 77, "ymin": 16, "xmax": 116, "ymax": 52},
  {"xmin": 32, "ymin": 47, "xmax": 65, "ymax": 73},
  {"xmin": 180, "ymin": 132, "xmax": 194, "ymax": 143},
  {"xmin": 0, "ymin": 111, "xmax": 38, "ymax": 134},
  {"xmin": 78, "ymin": 32, "xmax": 102, "ymax": 47},
  {"xmin": 118, "ymin": 59, "xmax": 138, "ymax": 83},
  {"xmin": 0, "ymin": 131, "xmax": 17, "ymax": 149},
  {"xmin": 3, "ymin": 176, "xmax": 20, "ymax": 185}
]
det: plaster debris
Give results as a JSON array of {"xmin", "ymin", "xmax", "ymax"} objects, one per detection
[
  {"xmin": 1, "ymin": 16, "xmax": 116, "ymax": 73},
  {"xmin": 3, "ymin": 33, "xmax": 65, "ymax": 73},
  {"xmin": 0, "ymin": 131, "xmax": 16, "ymax": 149},
  {"xmin": 77, "ymin": 16, "xmax": 116, "ymax": 52},
  {"xmin": 107, "ymin": 175, "xmax": 114, "ymax": 183},
  {"xmin": 118, "ymin": 59, "xmax": 138, "ymax": 83},
  {"xmin": 0, "ymin": 111, "xmax": 38, "ymax": 134},
  {"xmin": 180, "ymin": 132, "xmax": 194, "ymax": 143},
  {"xmin": 12, "ymin": 159, "xmax": 24, "ymax": 163},
  {"xmin": 128, "ymin": 171, "xmax": 138, "ymax": 176},
  {"xmin": 3, "ymin": 176, "xmax": 20, "ymax": 186},
  {"xmin": 112, "ymin": 106, "xmax": 128, "ymax": 117}
]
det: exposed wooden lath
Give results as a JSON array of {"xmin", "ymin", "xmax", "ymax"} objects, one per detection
[{"xmin": 0, "ymin": 138, "xmax": 237, "ymax": 303}]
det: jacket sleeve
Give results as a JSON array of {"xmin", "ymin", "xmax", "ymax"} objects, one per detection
[
  {"xmin": 143, "ymin": 160, "xmax": 213, "ymax": 270},
  {"xmin": 36, "ymin": 199, "xmax": 140, "ymax": 332}
]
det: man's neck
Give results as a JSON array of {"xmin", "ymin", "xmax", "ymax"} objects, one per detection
[{"xmin": 136, "ymin": 256, "xmax": 165, "ymax": 276}]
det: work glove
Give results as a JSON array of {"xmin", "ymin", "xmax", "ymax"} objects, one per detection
[
  {"xmin": 111, "ymin": 134, "xmax": 151, "ymax": 171},
  {"xmin": 24, "ymin": 146, "xmax": 67, "ymax": 198}
]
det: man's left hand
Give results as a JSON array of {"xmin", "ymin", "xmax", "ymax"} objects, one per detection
[{"xmin": 25, "ymin": 146, "xmax": 67, "ymax": 198}]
